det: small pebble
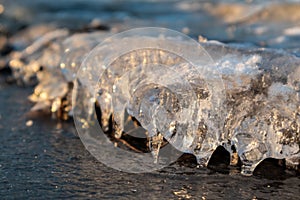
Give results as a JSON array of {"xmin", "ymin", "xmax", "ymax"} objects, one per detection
[{"xmin": 26, "ymin": 120, "xmax": 33, "ymax": 127}]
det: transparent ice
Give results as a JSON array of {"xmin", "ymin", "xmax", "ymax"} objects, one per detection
[
  {"xmin": 73, "ymin": 28, "xmax": 299, "ymax": 175},
  {"xmin": 6, "ymin": 26, "xmax": 299, "ymax": 175}
]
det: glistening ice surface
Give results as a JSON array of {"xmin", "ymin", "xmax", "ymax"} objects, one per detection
[{"xmin": 73, "ymin": 29, "xmax": 299, "ymax": 175}]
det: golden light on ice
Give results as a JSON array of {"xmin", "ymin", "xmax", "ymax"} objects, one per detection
[{"xmin": 60, "ymin": 63, "xmax": 66, "ymax": 69}]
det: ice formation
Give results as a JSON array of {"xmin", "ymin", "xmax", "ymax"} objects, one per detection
[
  {"xmin": 4, "ymin": 27, "xmax": 300, "ymax": 175},
  {"xmin": 72, "ymin": 28, "xmax": 299, "ymax": 175}
]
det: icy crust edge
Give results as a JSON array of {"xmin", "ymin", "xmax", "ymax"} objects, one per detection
[
  {"xmin": 5, "ymin": 30, "xmax": 300, "ymax": 175},
  {"xmin": 203, "ymin": 42, "xmax": 300, "ymax": 175}
]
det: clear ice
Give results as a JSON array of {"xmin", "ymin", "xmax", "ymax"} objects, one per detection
[
  {"xmin": 72, "ymin": 28, "xmax": 299, "ymax": 175},
  {"xmin": 6, "ymin": 27, "xmax": 300, "ymax": 175}
]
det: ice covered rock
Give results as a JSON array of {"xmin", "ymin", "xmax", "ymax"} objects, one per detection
[{"xmin": 73, "ymin": 28, "xmax": 299, "ymax": 174}]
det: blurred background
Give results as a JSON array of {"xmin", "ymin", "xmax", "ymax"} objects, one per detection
[{"xmin": 1, "ymin": 0, "xmax": 300, "ymax": 49}]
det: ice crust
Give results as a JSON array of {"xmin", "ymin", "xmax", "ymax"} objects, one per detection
[{"xmin": 6, "ymin": 30, "xmax": 300, "ymax": 175}]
